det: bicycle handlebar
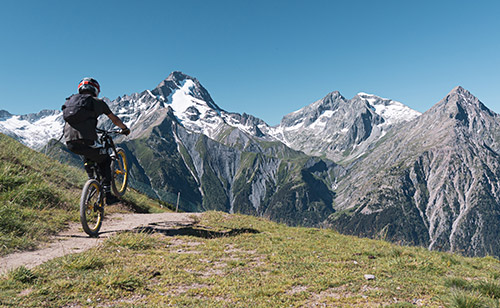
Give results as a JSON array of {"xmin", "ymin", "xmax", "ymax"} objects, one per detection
[{"xmin": 96, "ymin": 128, "xmax": 125, "ymax": 135}]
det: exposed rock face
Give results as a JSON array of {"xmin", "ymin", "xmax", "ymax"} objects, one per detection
[
  {"xmin": 0, "ymin": 110, "xmax": 12, "ymax": 120},
  {"xmin": 267, "ymin": 91, "xmax": 420, "ymax": 162},
  {"xmin": 117, "ymin": 107, "xmax": 341, "ymax": 226},
  {"xmin": 101, "ymin": 72, "xmax": 342, "ymax": 226},
  {"xmin": 152, "ymin": 71, "xmax": 221, "ymax": 113},
  {"xmin": 329, "ymin": 87, "xmax": 500, "ymax": 257},
  {"xmin": 3, "ymin": 71, "xmax": 500, "ymax": 257}
]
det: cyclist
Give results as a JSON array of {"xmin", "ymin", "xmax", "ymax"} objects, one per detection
[{"xmin": 63, "ymin": 77, "xmax": 130, "ymax": 205}]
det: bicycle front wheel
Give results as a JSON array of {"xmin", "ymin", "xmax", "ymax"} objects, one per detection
[
  {"xmin": 111, "ymin": 147, "xmax": 128, "ymax": 197},
  {"xmin": 80, "ymin": 179, "xmax": 104, "ymax": 237}
]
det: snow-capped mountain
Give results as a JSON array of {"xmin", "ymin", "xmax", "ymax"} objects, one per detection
[
  {"xmin": 267, "ymin": 91, "xmax": 421, "ymax": 162},
  {"xmin": 0, "ymin": 72, "xmax": 268, "ymax": 149},
  {"xmin": 0, "ymin": 71, "xmax": 421, "ymax": 163},
  {"xmin": 357, "ymin": 92, "xmax": 421, "ymax": 126},
  {"xmin": 0, "ymin": 109, "xmax": 64, "ymax": 149},
  {"xmin": 4, "ymin": 72, "xmax": 500, "ymax": 257},
  {"xmin": 96, "ymin": 72, "xmax": 271, "ymax": 143},
  {"xmin": 0, "ymin": 72, "xmax": 420, "ymax": 161},
  {"xmin": 330, "ymin": 86, "xmax": 500, "ymax": 257}
]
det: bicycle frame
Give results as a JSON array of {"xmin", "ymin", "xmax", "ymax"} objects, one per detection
[
  {"xmin": 96, "ymin": 128, "xmax": 122, "ymax": 159},
  {"xmin": 86, "ymin": 129, "xmax": 122, "ymax": 186},
  {"xmin": 80, "ymin": 128, "xmax": 128, "ymax": 237}
]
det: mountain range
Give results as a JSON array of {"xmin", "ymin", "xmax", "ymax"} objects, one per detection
[{"xmin": 1, "ymin": 71, "xmax": 499, "ymax": 257}]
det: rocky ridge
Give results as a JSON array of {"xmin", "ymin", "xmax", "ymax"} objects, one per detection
[
  {"xmin": 266, "ymin": 91, "xmax": 421, "ymax": 162},
  {"xmin": 329, "ymin": 86, "xmax": 500, "ymax": 256},
  {"xmin": 2, "ymin": 73, "xmax": 499, "ymax": 257}
]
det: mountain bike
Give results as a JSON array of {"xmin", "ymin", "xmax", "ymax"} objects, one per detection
[{"xmin": 80, "ymin": 128, "xmax": 129, "ymax": 237}]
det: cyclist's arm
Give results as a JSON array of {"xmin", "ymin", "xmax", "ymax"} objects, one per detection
[{"xmin": 107, "ymin": 112, "xmax": 128, "ymax": 130}]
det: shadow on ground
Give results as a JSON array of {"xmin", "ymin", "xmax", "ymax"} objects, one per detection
[{"xmin": 132, "ymin": 221, "xmax": 260, "ymax": 239}]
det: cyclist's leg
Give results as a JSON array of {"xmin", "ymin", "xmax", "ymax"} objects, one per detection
[
  {"xmin": 83, "ymin": 155, "xmax": 119, "ymax": 205},
  {"xmin": 94, "ymin": 156, "xmax": 120, "ymax": 205},
  {"xmin": 97, "ymin": 156, "xmax": 112, "ymax": 186},
  {"xmin": 67, "ymin": 140, "xmax": 117, "ymax": 204},
  {"xmin": 83, "ymin": 158, "xmax": 96, "ymax": 179},
  {"xmin": 67, "ymin": 140, "xmax": 110, "ymax": 180},
  {"xmin": 83, "ymin": 154, "xmax": 118, "ymax": 205}
]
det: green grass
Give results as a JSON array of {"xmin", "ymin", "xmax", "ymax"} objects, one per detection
[
  {"xmin": 120, "ymin": 187, "xmax": 169, "ymax": 213},
  {"xmin": 0, "ymin": 133, "xmax": 165, "ymax": 255},
  {"xmin": 0, "ymin": 134, "xmax": 83, "ymax": 255},
  {"xmin": 2, "ymin": 211, "xmax": 500, "ymax": 307},
  {"xmin": 2, "ymin": 133, "xmax": 500, "ymax": 307}
]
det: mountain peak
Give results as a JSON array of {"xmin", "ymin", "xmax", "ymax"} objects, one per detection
[
  {"xmin": 356, "ymin": 92, "xmax": 378, "ymax": 98},
  {"xmin": 441, "ymin": 86, "xmax": 486, "ymax": 110},
  {"xmin": 323, "ymin": 91, "xmax": 345, "ymax": 101},
  {"xmin": 420, "ymin": 86, "xmax": 496, "ymax": 136},
  {"xmin": 154, "ymin": 71, "xmax": 195, "ymax": 94},
  {"xmin": 445, "ymin": 86, "xmax": 483, "ymax": 104},
  {"xmin": 0, "ymin": 110, "xmax": 12, "ymax": 120},
  {"xmin": 166, "ymin": 71, "xmax": 194, "ymax": 83},
  {"xmin": 152, "ymin": 71, "xmax": 218, "ymax": 108},
  {"xmin": 449, "ymin": 85, "xmax": 466, "ymax": 94}
]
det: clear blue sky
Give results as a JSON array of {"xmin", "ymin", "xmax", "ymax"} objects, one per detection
[{"xmin": 0, "ymin": 0, "xmax": 498, "ymax": 125}]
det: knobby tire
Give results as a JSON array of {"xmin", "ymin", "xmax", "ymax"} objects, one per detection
[
  {"xmin": 80, "ymin": 179, "xmax": 104, "ymax": 237},
  {"xmin": 111, "ymin": 147, "xmax": 128, "ymax": 197}
]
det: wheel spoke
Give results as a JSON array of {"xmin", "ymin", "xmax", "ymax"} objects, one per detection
[
  {"xmin": 80, "ymin": 180, "xmax": 103, "ymax": 237},
  {"xmin": 111, "ymin": 148, "xmax": 128, "ymax": 197}
]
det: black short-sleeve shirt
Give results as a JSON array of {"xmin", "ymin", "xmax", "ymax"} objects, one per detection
[{"xmin": 64, "ymin": 94, "xmax": 112, "ymax": 142}]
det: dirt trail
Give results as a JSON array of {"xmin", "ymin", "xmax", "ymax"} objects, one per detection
[{"xmin": 0, "ymin": 212, "xmax": 200, "ymax": 275}]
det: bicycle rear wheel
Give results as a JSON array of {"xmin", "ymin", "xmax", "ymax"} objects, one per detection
[
  {"xmin": 80, "ymin": 179, "xmax": 104, "ymax": 237},
  {"xmin": 111, "ymin": 147, "xmax": 128, "ymax": 197}
]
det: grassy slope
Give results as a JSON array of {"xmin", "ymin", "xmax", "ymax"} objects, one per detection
[
  {"xmin": 1, "ymin": 211, "xmax": 500, "ymax": 307},
  {"xmin": 0, "ymin": 133, "xmax": 165, "ymax": 256}
]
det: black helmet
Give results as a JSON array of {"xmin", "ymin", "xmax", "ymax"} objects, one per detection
[{"xmin": 78, "ymin": 77, "xmax": 100, "ymax": 97}]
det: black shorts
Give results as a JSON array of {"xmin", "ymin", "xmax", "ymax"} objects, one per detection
[
  {"xmin": 67, "ymin": 139, "xmax": 112, "ymax": 184},
  {"xmin": 66, "ymin": 139, "xmax": 109, "ymax": 163}
]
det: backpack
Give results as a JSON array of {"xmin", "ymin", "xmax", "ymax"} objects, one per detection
[{"xmin": 62, "ymin": 94, "xmax": 96, "ymax": 125}]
